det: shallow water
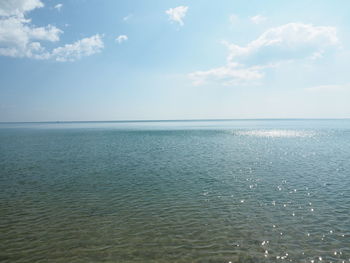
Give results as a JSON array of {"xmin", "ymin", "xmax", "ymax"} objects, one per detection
[{"xmin": 0, "ymin": 120, "xmax": 350, "ymax": 262}]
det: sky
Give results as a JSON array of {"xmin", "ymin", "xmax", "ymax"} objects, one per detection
[{"xmin": 1, "ymin": 0, "xmax": 350, "ymax": 122}]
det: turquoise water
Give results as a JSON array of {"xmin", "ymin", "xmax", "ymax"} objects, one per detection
[{"xmin": 0, "ymin": 120, "xmax": 350, "ymax": 263}]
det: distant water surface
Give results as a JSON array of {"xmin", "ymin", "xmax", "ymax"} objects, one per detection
[{"xmin": 0, "ymin": 119, "xmax": 350, "ymax": 262}]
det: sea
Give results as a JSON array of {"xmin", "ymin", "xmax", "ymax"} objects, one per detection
[{"xmin": 0, "ymin": 119, "xmax": 349, "ymax": 263}]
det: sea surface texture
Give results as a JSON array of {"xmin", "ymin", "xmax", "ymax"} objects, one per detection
[{"xmin": 0, "ymin": 120, "xmax": 350, "ymax": 263}]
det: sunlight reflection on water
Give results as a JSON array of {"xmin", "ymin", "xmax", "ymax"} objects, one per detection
[
  {"xmin": 235, "ymin": 129, "xmax": 316, "ymax": 138},
  {"xmin": 1, "ymin": 120, "xmax": 350, "ymax": 262}
]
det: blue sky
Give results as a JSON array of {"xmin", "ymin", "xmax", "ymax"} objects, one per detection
[{"xmin": 1, "ymin": 0, "xmax": 350, "ymax": 121}]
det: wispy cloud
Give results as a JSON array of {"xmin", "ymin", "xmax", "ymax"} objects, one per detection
[
  {"xmin": 250, "ymin": 15, "xmax": 267, "ymax": 24},
  {"xmin": 305, "ymin": 84, "xmax": 348, "ymax": 92},
  {"xmin": 123, "ymin": 14, "xmax": 132, "ymax": 22},
  {"xmin": 189, "ymin": 23, "xmax": 339, "ymax": 86},
  {"xmin": 54, "ymin": 3, "xmax": 63, "ymax": 11},
  {"xmin": 116, "ymin": 35, "xmax": 128, "ymax": 44},
  {"xmin": 189, "ymin": 64, "xmax": 266, "ymax": 87},
  {"xmin": 224, "ymin": 23, "xmax": 338, "ymax": 64},
  {"xmin": 165, "ymin": 6, "xmax": 188, "ymax": 26},
  {"xmin": 229, "ymin": 14, "xmax": 239, "ymax": 24},
  {"xmin": 51, "ymin": 34, "xmax": 104, "ymax": 62}
]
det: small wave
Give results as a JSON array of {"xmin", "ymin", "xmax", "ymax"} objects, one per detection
[{"xmin": 235, "ymin": 130, "xmax": 316, "ymax": 138}]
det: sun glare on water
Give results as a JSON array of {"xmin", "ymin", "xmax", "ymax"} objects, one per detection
[{"xmin": 235, "ymin": 130, "xmax": 316, "ymax": 138}]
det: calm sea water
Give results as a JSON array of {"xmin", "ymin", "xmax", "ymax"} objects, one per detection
[{"xmin": 0, "ymin": 120, "xmax": 350, "ymax": 263}]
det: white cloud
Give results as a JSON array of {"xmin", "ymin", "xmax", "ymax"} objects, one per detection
[
  {"xmin": 0, "ymin": 0, "xmax": 104, "ymax": 61},
  {"xmin": 0, "ymin": 16, "xmax": 62, "ymax": 58},
  {"xmin": 225, "ymin": 23, "xmax": 338, "ymax": 63},
  {"xmin": 51, "ymin": 34, "xmax": 104, "ymax": 62},
  {"xmin": 54, "ymin": 3, "xmax": 62, "ymax": 11},
  {"xmin": 189, "ymin": 23, "xmax": 339, "ymax": 86},
  {"xmin": 165, "ymin": 6, "xmax": 188, "ymax": 26},
  {"xmin": 250, "ymin": 15, "xmax": 267, "ymax": 24},
  {"xmin": 0, "ymin": 0, "xmax": 43, "ymax": 17},
  {"xmin": 116, "ymin": 35, "xmax": 128, "ymax": 44}
]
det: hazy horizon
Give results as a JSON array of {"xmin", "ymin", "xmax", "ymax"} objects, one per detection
[{"xmin": 1, "ymin": 117, "xmax": 350, "ymax": 124}]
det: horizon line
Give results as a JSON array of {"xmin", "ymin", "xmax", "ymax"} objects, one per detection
[{"xmin": 1, "ymin": 117, "xmax": 349, "ymax": 124}]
